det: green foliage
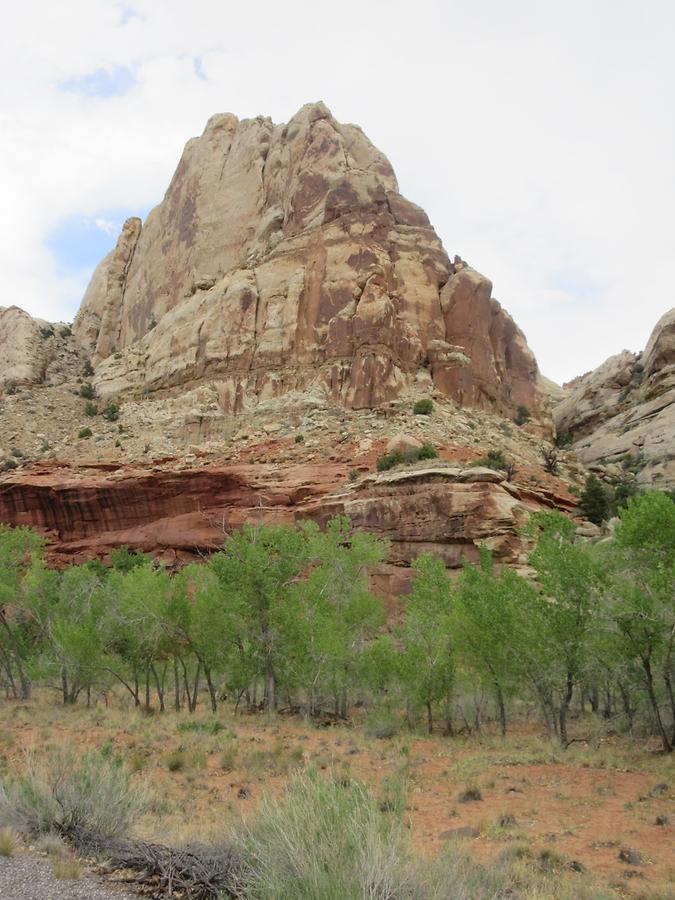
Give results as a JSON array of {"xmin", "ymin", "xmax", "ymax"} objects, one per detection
[
  {"xmin": 294, "ymin": 434, "xmax": 304, "ymax": 443},
  {"xmin": 102, "ymin": 403, "xmax": 119, "ymax": 422},
  {"xmin": 84, "ymin": 402, "xmax": 98, "ymax": 417},
  {"xmin": 77, "ymin": 427, "xmax": 92, "ymax": 439},
  {"xmin": 0, "ymin": 747, "xmax": 146, "ymax": 838},
  {"xmin": 39, "ymin": 326, "xmax": 54, "ymax": 339},
  {"xmin": 579, "ymin": 474, "xmax": 609, "ymax": 524},
  {"xmin": 82, "ymin": 361, "xmax": 94, "ymax": 378},
  {"xmin": 376, "ymin": 443, "xmax": 437, "ymax": 471},
  {"xmin": 4, "ymin": 382, "xmax": 17, "ymax": 395},
  {"xmin": 79, "ymin": 383, "xmax": 95, "ymax": 400},
  {"xmin": 59, "ymin": 326, "xmax": 72, "ymax": 338},
  {"xmin": 412, "ymin": 398, "xmax": 433, "ymax": 415},
  {"xmin": 470, "ymin": 449, "xmax": 507, "ymax": 470},
  {"xmin": 514, "ymin": 404, "xmax": 530, "ymax": 425},
  {"xmin": 2, "ymin": 458, "xmax": 18, "ymax": 471}
]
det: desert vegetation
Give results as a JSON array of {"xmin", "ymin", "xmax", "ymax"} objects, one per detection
[{"xmin": 0, "ymin": 495, "xmax": 673, "ymax": 896}]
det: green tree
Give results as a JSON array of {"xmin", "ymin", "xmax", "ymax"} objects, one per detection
[
  {"xmin": 579, "ymin": 473, "xmax": 609, "ymax": 524},
  {"xmin": 0, "ymin": 526, "xmax": 46, "ymax": 698},
  {"xmin": 454, "ymin": 549, "xmax": 522, "ymax": 736},
  {"xmin": 603, "ymin": 493, "xmax": 675, "ymax": 751},
  {"xmin": 527, "ymin": 511, "xmax": 602, "ymax": 744},
  {"xmin": 398, "ymin": 554, "xmax": 454, "ymax": 734},
  {"xmin": 210, "ymin": 523, "xmax": 313, "ymax": 712}
]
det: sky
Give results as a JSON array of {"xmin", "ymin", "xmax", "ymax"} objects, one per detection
[{"xmin": 1, "ymin": 1, "xmax": 674, "ymax": 385}]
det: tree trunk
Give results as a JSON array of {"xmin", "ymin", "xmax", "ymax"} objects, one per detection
[
  {"xmin": 642, "ymin": 656, "xmax": 672, "ymax": 753},
  {"xmin": 426, "ymin": 699, "xmax": 433, "ymax": 734},
  {"xmin": 173, "ymin": 658, "xmax": 181, "ymax": 712},
  {"xmin": 0, "ymin": 613, "xmax": 30, "ymax": 699},
  {"xmin": 203, "ymin": 662, "xmax": 218, "ymax": 713},
  {"xmin": 559, "ymin": 670, "xmax": 574, "ymax": 747}
]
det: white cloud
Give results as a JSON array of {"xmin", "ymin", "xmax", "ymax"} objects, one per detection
[
  {"xmin": 92, "ymin": 217, "xmax": 120, "ymax": 235},
  {"xmin": 1, "ymin": 0, "xmax": 674, "ymax": 383}
]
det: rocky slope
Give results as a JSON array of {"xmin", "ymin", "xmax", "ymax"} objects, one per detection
[
  {"xmin": 0, "ymin": 102, "xmax": 584, "ymax": 575},
  {"xmin": 554, "ymin": 308, "xmax": 675, "ymax": 489}
]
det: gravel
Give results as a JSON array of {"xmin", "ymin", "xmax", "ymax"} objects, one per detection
[{"xmin": 0, "ymin": 853, "xmax": 139, "ymax": 900}]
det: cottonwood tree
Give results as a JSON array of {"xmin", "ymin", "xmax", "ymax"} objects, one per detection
[{"xmin": 397, "ymin": 553, "xmax": 454, "ymax": 734}]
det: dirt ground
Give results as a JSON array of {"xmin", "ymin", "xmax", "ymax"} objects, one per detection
[{"xmin": 0, "ymin": 699, "xmax": 673, "ymax": 899}]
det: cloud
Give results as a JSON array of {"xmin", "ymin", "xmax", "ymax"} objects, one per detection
[{"xmin": 1, "ymin": 0, "xmax": 674, "ymax": 383}]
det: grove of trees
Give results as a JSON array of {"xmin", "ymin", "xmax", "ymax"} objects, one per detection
[{"xmin": 0, "ymin": 494, "xmax": 673, "ymax": 750}]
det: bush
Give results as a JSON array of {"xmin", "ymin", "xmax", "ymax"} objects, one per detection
[
  {"xmin": 82, "ymin": 361, "xmax": 94, "ymax": 378},
  {"xmin": 376, "ymin": 443, "xmax": 438, "ymax": 472},
  {"xmin": 2, "ymin": 459, "xmax": 18, "ymax": 471},
  {"xmin": 39, "ymin": 326, "xmax": 54, "ymax": 339},
  {"xmin": 471, "ymin": 450, "xmax": 507, "ymax": 471},
  {"xmin": 102, "ymin": 403, "xmax": 119, "ymax": 422},
  {"xmin": 579, "ymin": 474, "xmax": 609, "ymax": 524},
  {"xmin": 514, "ymin": 405, "xmax": 530, "ymax": 426},
  {"xmin": 294, "ymin": 434, "xmax": 304, "ymax": 443},
  {"xmin": 413, "ymin": 399, "xmax": 433, "ymax": 415},
  {"xmin": 4, "ymin": 383, "xmax": 17, "ymax": 396},
  {"xmin": 348, "ymin": 469, "xmax": 359, "ymax": 482},
  {"xmin": 79, "ymin": 383, "xmax": 95, "ymax": 400},
  {"xmin": 233, "ymin": 770, "xmax": 411, "ymax": 898},
  {"xmin": 84, "ymin": 402, "xmax": 98, "ymax": 417},
  {"xmin": 77, "ymin": 428, "xmax": 92, "ymax": 439},
  {"xmin": 0, "ymin": 748, "xmax": 146, "ymax": 839},
  {"xmin": 0, "ymin": 826, "xmax": 18, "ymax": 856},
  {"xmin": 59, "ymin": 326, "xmax": 72, "ymax": 338}
]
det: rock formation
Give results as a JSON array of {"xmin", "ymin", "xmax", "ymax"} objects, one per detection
[
  {"xmin": 554, "ymin": 308, "xmax": 675, "ymax": 489},
  {"xmin": 73, "ymin": 102, "xmax": 549, "ymax": 423},
  {"xmin": 0, "ymin": 457, "xmax": 574, "ymax": 597}
]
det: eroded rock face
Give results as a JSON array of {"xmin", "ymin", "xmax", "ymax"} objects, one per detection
[
  {"xmin": 554, "ymin": 308, "xmax": 675, "ymax": 489},
  {"xmin": 73, "ymin": 102, "xmax": 549, "ymax": 423},
  {"xmin": 0, "ymin": 459, "xmax": 573, "ymax": 597},
  {"xmin": 0, "ymin": 307, "xmax": 54, "ymax": 387}
]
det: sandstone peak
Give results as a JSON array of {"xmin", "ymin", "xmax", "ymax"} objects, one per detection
[{"xmin": 71, "ymin": 103, "xmax": 549, "ymax": 423}]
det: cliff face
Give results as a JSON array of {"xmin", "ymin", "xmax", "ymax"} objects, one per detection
[
  {"xmin": 73, "ymin": 102, "xmax": 549, "ymax": 422},
  {"xmin": 0, "ymin": 457, "xmax": 573, "ymax": 597},
  {"xmin": 554, "ymin": 308, "xmax": 675, "ymax": 489}
]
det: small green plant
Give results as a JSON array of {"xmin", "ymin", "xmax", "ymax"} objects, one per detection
[
  {"xmin": 52, "ymin": 857, "xmax": 81, "ymax": 879},
  {"xmin": 376, "ymin": 443, "xmax": 438, "ymax": 472},
  {"xmin": 0, "ymin": 826, "xmax": 18, "ymax": 856},
  {"xmin": 220, "ymin": 744, "xmax": 238, "ymax": 773},
  {"xmin": 471, "ymin": 449, "xmax": 507, "ymax": 471},
  {"xmin": 59, "ymin": 326, "xmax": 72, "ymax": 338},
  {"xmin": 294, "ymin": 434, "xmax": 304, "ymax": 443},
  {"xmin": 2, "ymin": 459, "xmax": 18, "ymax": 471},
  {"xmin": 40, "ymin": 441, "xmax": 51, "ymax": 452},
  {"xmin": 77, "ymin": 427, "xmax": 93, "ymax": 439},
  {"xmin": 39, "ymin": 326, "xmax": 55, "ymax": 339},
  {"xmin": 166, "ymin": 750, "xmax": 186, "ymax": 772},
  {"xmin": 82, "ymin": 361, "xmax": 94, "ymax": 377},
  {"xmin": 413, "ymin": 399, "xmax": 433, "ymax": 415},
  {"xmin": 80, "ymin": 383, "xmax": 96, "ymax": 400},
  {"xmin": 4, "ymin": 383, "xmax": 17, "ymax": 396},
  {"xmin": 514, "ymin": 405, "xmax": 530, "ymax": 426},
  {"xmin": 102, "ymin": 403, "xmax": 119, "ymax": 422},
  {"xmin": 348, "ymin": 469, "xmax": 359, "ymax": 482},
  {"xmin": 84, "ymin": 402, "xmax": 98, "ymax": 417}
]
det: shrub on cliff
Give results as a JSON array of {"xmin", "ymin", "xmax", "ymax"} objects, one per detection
[
  {"xmin": 470, "ymin": 449, "xmax": 507, "ymax": 471},
  {"xmin": 77, "ymin": 427, "xmax": 92, "ymax": 439},
  {"xmin": 84, "ymin": 402, "xmax": 98, "ymax": 417},
  {"xmin": 79, "ymin": 383, "xmax": 95, "ymax": 400},
  {"xmin": 413, "ymin": 398, "xmax": 433, "ymax": 415},
  {"xmin": 102, "ymin": 403, "xmax": 119, "ymax": 422},
  {"xmin": 376, "ymin": 443, "xmax": 438, "ymax": 471},
  {"xmin": 514, "ymin": 405, "xmax": 530, "ymax": 426}
]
